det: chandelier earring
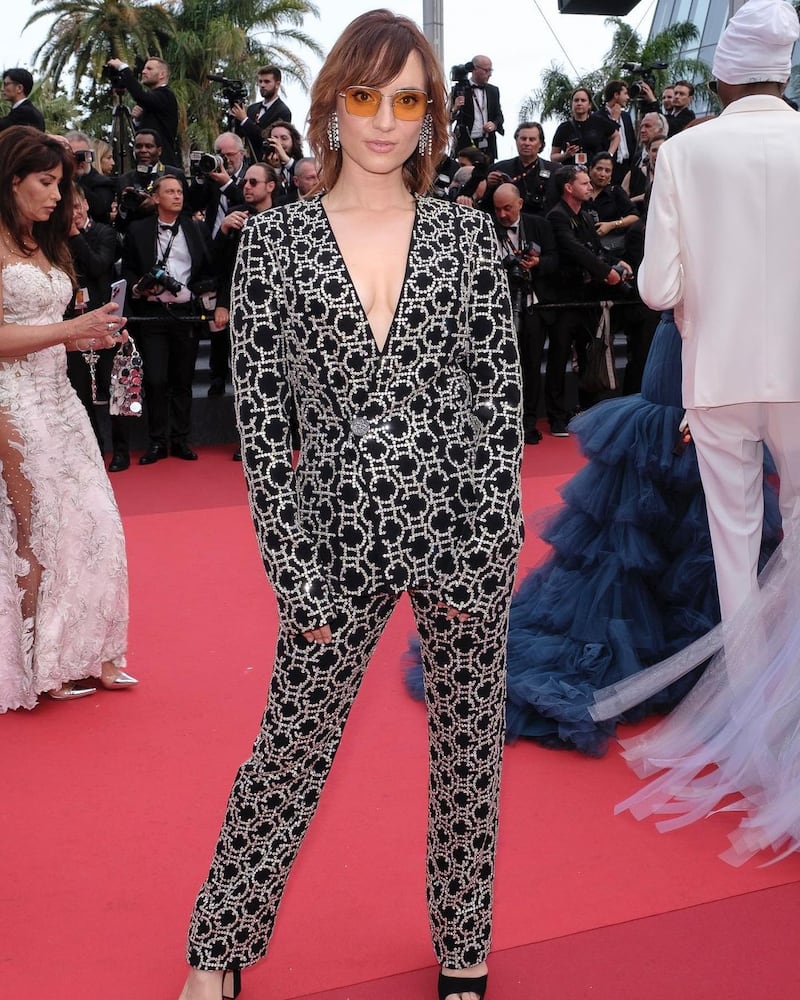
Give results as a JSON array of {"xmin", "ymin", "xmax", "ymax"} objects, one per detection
[
  {"xmin": 327, "ymin": 111, "xmax": 340, "ymax": 151},
  {"xmin": 418, "ymin": 113, "xmax": 433, "ymax": 156}
]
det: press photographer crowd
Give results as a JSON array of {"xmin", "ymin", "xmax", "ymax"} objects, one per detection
[{"xmin": 0, "ymin": 52, "xmax": 718, "ymax": 464}]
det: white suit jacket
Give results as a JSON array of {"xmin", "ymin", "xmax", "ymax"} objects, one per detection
[{"xmin": 638, "ymin": 95, "xmax": 800, "ymax": 408}]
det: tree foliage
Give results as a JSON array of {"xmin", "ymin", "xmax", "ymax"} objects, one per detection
[
  {"xmin": 521, "ymin": 19, "xmax": 714, "ymax": 124},
  {"xmin": 24, "ymin": 0, "xmax": 322, "ymax": 152}
]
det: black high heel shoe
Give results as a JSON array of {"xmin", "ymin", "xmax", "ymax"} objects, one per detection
[
  {"xmin": 437, "ymin": 969, "xmax": 488, "ymax": 1000},
  {"xmin": 222, "ymin": 969, "xmax": 241, "ymax": 999}
]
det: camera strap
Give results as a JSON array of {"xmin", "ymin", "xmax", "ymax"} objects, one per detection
[{"xmin": 156, "ymin": 222, "xmax": 179, "ymax": 267}]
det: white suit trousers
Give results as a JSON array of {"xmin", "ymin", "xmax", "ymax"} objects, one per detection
[{"xmin": 688, "ymin": 401, "xmax": 800, "ymax": 620}]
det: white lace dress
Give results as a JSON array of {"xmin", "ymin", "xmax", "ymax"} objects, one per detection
[{"xmin": 0, "ymin": 262, "xmax": 128, "ymax": 711}]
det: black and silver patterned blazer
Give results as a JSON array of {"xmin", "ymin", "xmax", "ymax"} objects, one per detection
[{"xmin": 231, "ymin": 195, "xmax": 523, "ymax": 634}]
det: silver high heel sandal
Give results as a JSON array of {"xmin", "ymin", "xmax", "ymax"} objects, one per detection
[{"xmin": 46, "ymin": 683, "xmax": 97, "ymax": 701}]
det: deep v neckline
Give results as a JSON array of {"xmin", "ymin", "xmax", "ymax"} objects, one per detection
[{"xmin": 319, "ymin": 198, "xmax": 419, "ymax": 357}]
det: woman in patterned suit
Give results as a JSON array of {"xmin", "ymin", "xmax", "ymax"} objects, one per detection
[{"xmin": 178, "ymin": 11, "xmax": 523, "ymax": 1000}]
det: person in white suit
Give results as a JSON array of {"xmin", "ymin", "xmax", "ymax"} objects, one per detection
[{"xmin": 637, "ymin": 0, "xmax": 800, "ymax": 621}]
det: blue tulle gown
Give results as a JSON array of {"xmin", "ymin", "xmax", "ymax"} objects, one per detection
[{"xmin": 404, "ymin": 312, "xmax": 781, "ymax": 756}]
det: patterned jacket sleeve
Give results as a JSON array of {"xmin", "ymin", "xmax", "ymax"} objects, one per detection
[
  {"xmin": 441, "ymin": 209, "xmax": 524, "ymax": 614},
  {"xmin": 231, "ymin": 216, "xmax": 334, "ymax": 634}
]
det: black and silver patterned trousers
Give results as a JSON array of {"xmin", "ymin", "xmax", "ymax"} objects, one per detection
[{"xmin": 186, "ymin": 584, "xmax": 512, "ymax": 971}]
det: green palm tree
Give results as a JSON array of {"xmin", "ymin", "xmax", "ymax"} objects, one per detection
[
  {"xmin": 25, "ymin": 0, "xmax": 322, "ymax": 159},
  {"xmin": 166, "ymin": 0, "xmax": 322, "ymax": 153},
  {"xmin": 26, "ymin": 0, "xmax": 175, "ymax": 99},
  {"xmin": 521, "ymin": 19, "xmax": 713, "ymax": 124}
]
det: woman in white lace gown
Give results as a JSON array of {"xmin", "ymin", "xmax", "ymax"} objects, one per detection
[{"xmin": 0, "ymin": 126, "xmax": 134, "ymax": 711}]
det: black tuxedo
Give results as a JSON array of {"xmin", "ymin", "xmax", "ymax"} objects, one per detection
[
  {"xmin": 122, "ymin": 215, "xmax": 214, "ymax": 448},
  {"xmin": 65, "ymin": 221, "xmax": 131, "ymax": 458},
  {"xmin": 666, "ymin": 107, "xmax": 696, "ymax": 137},
  {"xmin": 450, "ymin": 82, "xmax": 504, "ymax": 160},
  {"xmin": 495, "ymin": 214, "xmax": 558, "ymax": 434},
  {"xmin": 115, "ymin": 163, "xmax": 186, "ymax": 230},
  {"xmin": 544, "ymin": 199, "xmax": 621, "ymax": 425},
  {"xmin": 598, "ymin": 106, "xmax": 637, "ymax": 184},
  {"xmin": 187, "ymin": 169, "xmax": 247, "ymax": 235},
  {"xmin": 245, "ymin": 96, "xmax": 292, "ymax": 129},
  {"xmin": 0, "ymin": 99, "xmax": 45, "ymax": 132},
  {"xmin": 116, "ymin": 68, "xmax": 180, "ymax": 165},
  {"xmin": 78, "ymin": 167, "xmax": 117, "ymax": 226},
  {"xmin": 236, "ymin": 97, "xmax": 292, "ymax": 158}
]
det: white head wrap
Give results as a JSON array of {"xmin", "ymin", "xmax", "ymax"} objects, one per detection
[{"xmin": 712, "ymin": 0, "xmax": 799, "ymax": 85}]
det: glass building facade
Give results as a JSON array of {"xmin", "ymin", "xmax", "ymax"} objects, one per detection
[{"xmin": 650, "ymin": 0, "xmax": 800, "ymax": 103}]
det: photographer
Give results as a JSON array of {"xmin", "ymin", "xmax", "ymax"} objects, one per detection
[
  {"xmin": 209, "ymin": 163, "xmax": 279, "ymax": 427},
  {"xmin": 545, "ymin": 165, "xmax": 633, "ymax": 433},
  {"xmin": 122, "ymin": 174, "xmax": 214, "ymax": 464},
  {"xmin": 597, "ymin": 80, "xmax": 637, "ymax": 184},
  {"xmin": 449, "ymin": 55, "xmax": 504, "ymax": 161},
  {"xmin": 231, "ymin": 65, "xmax": 292, "ymax": 160},
  {"xmin": 666, "ymin": 80, "xmax": 696, "ymax": 136},
  {"xmin": 115, "ymin": 129, "xmax": 186, "ymax": 230},
  {"xmin": 493, "ymin": 183, "xmax": 558, "ymax": 445},
  {"xmin": 485, "ymin": 121, "xmax": 555, "ymax": 217},
  {"xmin": 262, "ymin": 120, "xmax": 304, "ymax": 203},
  {"xmin": 64, "ymin": 184, "xmax": 132, "ymax": 472},
  {"xmin": 448, "ymin": 162, "xmax": 488, "ymax": 206},
  {"xmin": 105, "ymin": 56, "xmax": 180, "ymax": 166},
  {"xmin": 187, "ymin": 132, "xmax": 247, "ymax": 236},
  {"xmin": 66, "ymin": 130, "xmax": 117, "ymax": 225},
  {"xmin": 622, "ymin": 112, "xmax": 667, "ymax": 206}
]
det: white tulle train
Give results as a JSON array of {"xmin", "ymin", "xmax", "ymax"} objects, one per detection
[{"xmin": 591, "ymin": 526, "xmax": 800, "ymax": 866}]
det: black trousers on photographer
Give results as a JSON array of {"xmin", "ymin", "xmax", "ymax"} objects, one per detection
[
  {"xmin": 136, "ymin": 316, "xmax": 200, "ymax": 448},
  {"xmin": 66, "ymin": 347, "xmax": 133, "ymax": 459},
  {"xmin": 514, "ymin": 305, "xmax": 547, "ymax": 437}
]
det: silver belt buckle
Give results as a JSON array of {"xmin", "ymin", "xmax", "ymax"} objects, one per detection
[{"xmin": 350, "ymin": 416, "xmax": 371, "ymax": 437}]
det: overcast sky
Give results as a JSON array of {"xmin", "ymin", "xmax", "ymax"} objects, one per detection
[{"xmin": 3, "ymin": 0, "xmax": 658, "ymax": 159}]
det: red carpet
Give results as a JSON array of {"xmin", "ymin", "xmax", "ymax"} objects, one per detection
[{"xmin": 1, "ymin": 441, "xmax": 798, "ymax": 999}]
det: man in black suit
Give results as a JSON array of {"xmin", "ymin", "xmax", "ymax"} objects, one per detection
[
  {"xmin": 66, "ymin": 130, "xmax": 117, "ymax": 225},
  {"xmin": 64, "ymin": 186, "xmax": 132, "ymax": 472},
  {"xmin": 545, "ymin": 166, "xmax": 633, "ymax": 435},
  {"xmin": 115, "ymin": 129, "xmax": 186, "ymax": 230},
  {"xmin": 0, "ymin": 68, "xmax": 45, "ymax": 131},
  {"xmin": 187, "ymin": 131, "xmax": 247, "ymax": 237},
  {"xmin": 105, "ymin": 56, "xmax": 180, "ymax": 166},
  {"xmin": 450, "ymin": 55, "xmax": 504, "ymax": 161},
  {"xmin": 210, "ymin": 162, "xmax": 280, "ymax": 437},
  {"xmin": 122, "ymin": 174, "xmax": 215, "ymax": 464},
  {"xmin": 597, "ymin": 80, "xmax": 637, "ymax": 185},
  {"xmin": 666, "ymin": 80, "xmax": 696, "ymax": 136},
  {"xmin": 187, "ymin": 132, "xmax": 248, "ymax": 395},
  {"xmin": 231, "ymin": 65, "xmax": 292, "ymax": 160},
  {"xmin": 485, "ymin": 121, "xmax": 555, "ymax": 217},
  {"xmin": 493, "ymin": 183, "xmax": 559, "ymax": 444}
]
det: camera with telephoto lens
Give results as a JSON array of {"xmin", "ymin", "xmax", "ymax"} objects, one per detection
[
  {"xmin": 450, "ymin": 61, "xmax": 475, "ymax": 105},
  {"xmin": 501, "ymin": 241, "xmax": 538, "ymax": 283},
  {"xmin": 120, "ymin": 186, "xmax": 150, "ymax": 212},
  {"xmin": 102, "ymin": 55, "xmax": 146, "ymax": 93},
  {"xmin": 189, "ymin": 151, "xmax": 226, "ymax": 178},
  {"xmin": 622, "ymin": 62, "xmax": 668, "ymax": 99},
  {"xmin": 134, "ymin": 266, "xmax": 183, "ymax": 297},
  {"xmin": 207, "ymin": 74, "xmax": 249, "ymax": 107}
]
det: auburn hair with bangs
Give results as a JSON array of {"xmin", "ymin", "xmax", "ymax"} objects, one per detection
[{"xmin": 307, "ymin": 8, "xmax": 449, "ymax": 196}]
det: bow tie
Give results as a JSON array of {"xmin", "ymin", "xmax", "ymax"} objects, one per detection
[
  {"xmin": 503, "ymin": 224, "xmax": 518, "ymax": 234},
  {"xmin": 159, "ymin": 222, "xmax": 178, "ymax": 233},
  {"xmin": 471, "ymin": 83, "xmax": 485, "ymax": 91}
]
